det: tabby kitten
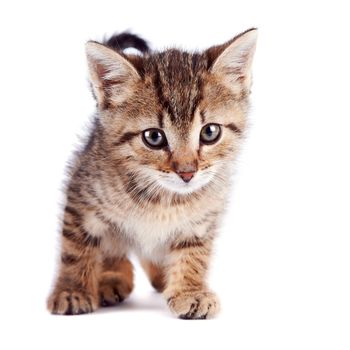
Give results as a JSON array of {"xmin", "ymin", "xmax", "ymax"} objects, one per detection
[{"xmin": 47, "ymin": 29, "xmax": 257, "ymax": 319}]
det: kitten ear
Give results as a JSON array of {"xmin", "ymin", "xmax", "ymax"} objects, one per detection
[
  {"xmin": 209, "ymin": 28, "xmax": 257, "ymax": 89},
  {"xmin": 85, "ymin": 41, "xmax": 140, "ymax": 108}
]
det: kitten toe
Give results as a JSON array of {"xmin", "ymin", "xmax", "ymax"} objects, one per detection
[
  {"xmin": 48, "ymin": 290, "xmax": 98, "ymax": 315},
  {"xmin": 99, "ymin": 285, "xmax": 123, "ymax": 306},
  {"xmin": 167, "ymin": 291, "xmax": 220, "ymax": 320},
  {"xmin": 98, "ymin": 277, "xmax": 132, "ymax": 307}
]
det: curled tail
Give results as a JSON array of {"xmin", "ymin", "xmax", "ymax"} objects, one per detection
[{"xmin": 104, "ymin": 32, "xmax": 150, "ymax": 54}]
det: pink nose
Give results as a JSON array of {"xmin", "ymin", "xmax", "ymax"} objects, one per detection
[{"xmin": 178, "ymin": 171, "xmax": 195, "ymax": 183}]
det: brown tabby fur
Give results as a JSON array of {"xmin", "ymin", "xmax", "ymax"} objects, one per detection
[{"xmin": 47, "ymin": 28, "xmax": 257, "ymax": 319}]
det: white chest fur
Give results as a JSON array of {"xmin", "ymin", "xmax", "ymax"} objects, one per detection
[{"xmin": 118, "ymin": 204, "xmax": 208, "ymax": 259}]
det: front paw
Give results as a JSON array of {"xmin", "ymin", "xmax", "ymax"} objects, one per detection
[
  {"xmin": 47, "ymin": 290, "xmax": 98, "ymax": 315},
  {"xmin": 167, "ymin": 291, "xmax": 220, "ymax": 319}
]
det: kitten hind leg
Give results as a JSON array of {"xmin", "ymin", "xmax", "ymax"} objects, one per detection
[
  {"xmin": 141, "ymin": 259, "xmax": 166, "ymax": 293},
  {"xmin": 98, "ymin": 256, "xmax": 134, "ymax": 306}
]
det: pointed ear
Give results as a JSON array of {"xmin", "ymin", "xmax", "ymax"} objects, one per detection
[
  {"xmin": 85, "ymin": 41, "xmax": 140, "ymax": 108},
  {"xmin": 208, "ymin": 28, "xmax": 257, "ymax": 90}
]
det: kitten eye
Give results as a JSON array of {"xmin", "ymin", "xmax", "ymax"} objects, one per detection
[
  {"xmin": 200, "ymin": 124, "xmax": 221, "ymax": 144},
  {"xmin": 142, "ymin": 129, "xmax": 168, "ymax": 149}
]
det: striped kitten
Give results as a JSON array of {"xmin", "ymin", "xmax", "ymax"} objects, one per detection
[{"xmin": 48, "ymin": 29, "xmax": 257, "ymax": 319}]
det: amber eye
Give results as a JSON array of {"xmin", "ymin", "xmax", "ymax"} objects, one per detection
[
  {"xmin": 200, "ymin": 124, "xmax": 221, "ymax": 144},
  {"xmin": 142, "ymin": 129, "xmax": 168, "ymax": 149}
]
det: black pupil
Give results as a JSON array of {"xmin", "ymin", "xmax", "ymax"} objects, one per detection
[
  {"xmin": 203, "ymin": 125, "xmax": 219, "ymax": 140},
  {"xmin": 206, "ymin": 126, "xmax": 215, "ymax": 137},
  {"xmin": 150, "ymin": 131, "xmax": 161, "ymax": 143}
]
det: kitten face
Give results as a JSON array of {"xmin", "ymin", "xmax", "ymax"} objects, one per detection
[{"xmin": 86, "ymin": 29, "xmax": 257, "ymax": 196}]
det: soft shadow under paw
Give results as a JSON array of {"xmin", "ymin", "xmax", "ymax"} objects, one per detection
[{"xmin": 95, "ymin": 292, "xmax": 166, "ymax": 315}]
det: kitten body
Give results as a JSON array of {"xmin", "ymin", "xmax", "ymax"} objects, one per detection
[{"xmin": 48, "ymin": 29, "xmax": 257, "ymax": 319}]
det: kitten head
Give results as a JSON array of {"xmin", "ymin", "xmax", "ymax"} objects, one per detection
[{"xmin": 85, "ymin": 29, "xmax": 257, "ymax": 195}]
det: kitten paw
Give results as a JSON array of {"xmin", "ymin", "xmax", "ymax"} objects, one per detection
[
  {"xmin": 167, "ymin": 291, "xmax": 220, "ymax": 319},
  {"xmin": 99, "ymin": 276, "xmax": 133, "ymax": 307},
  {"xmin": 47, "ymin": 290, "xmax": 98, "ymax": 315}
]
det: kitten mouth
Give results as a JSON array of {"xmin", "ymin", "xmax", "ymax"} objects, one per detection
[{"xmin": 156, "ymin": 170, "xmax": 214, "ymax": 195}]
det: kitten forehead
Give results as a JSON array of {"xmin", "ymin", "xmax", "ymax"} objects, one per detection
[{"xmin": 145, "ymin": 50, "xmax": 208, "ymax": 128}]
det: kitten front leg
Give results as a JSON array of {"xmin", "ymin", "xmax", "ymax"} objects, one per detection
[
  {"xmin": 163, "ymin": 236, "xmax": 220, "ymax": 319},
  {"xmin": 47, "ymin": 206, "xmax": 101, "ymax": 315}
]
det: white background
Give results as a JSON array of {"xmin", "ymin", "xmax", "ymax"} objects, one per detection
[{"xmin": 0, "ymin": 1, "xmax": 349, "ymax": 349}]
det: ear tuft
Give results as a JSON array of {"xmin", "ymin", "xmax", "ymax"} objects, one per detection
[{"xmin": 85, "ymin": 41, "xmax": 140, "ymax": 108}]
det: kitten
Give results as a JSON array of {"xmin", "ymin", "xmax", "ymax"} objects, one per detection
[{"xmin": 47, "ymin": 29, "xmax": 257, "ymax": 319}]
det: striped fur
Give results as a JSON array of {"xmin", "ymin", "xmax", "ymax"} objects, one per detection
[{"xmin": 47, "ymin": 28, "xmax": 257, "ymax": 319}]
